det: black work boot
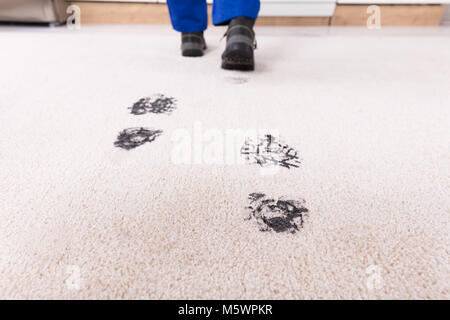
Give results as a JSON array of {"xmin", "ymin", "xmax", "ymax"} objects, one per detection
[
  {"xmin": 181, "ymin": 31, "xmax": 206, "ymax": 57},
  {"xmin": 221, "ymin": 16, "xmax": 256, "ymax": 71}
]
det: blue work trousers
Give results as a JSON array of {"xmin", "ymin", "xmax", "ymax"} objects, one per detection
[{"xmin": 167, "ymin": 0, "xmax": 260, "ymax": 33}]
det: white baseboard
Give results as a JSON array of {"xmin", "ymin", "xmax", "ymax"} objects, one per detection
[
  {"xmin": 73, "ymin": 0, "xmax": 337, "ymax": 17},
  {"xmin": 260, "ymin": 2, "xmax": 336, "ymax": 16},
  {"xmin": 337, "ymin": 0, "xmax": 449, "ymax": 3}
]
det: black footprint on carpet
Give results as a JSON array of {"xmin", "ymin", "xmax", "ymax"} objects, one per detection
[
  {"xmin": 129, "ymin": 94, "xmax": 177, "ymax": 115},
  {"xmin": 114, "ymin": 127, "xmax": 162, "ymax": 150},
  {"xmin": 241, "ymin": 134, "xmax": 301, "ymax": 169},
  {"xmin": 246, "ymin": 193, "xmax": 309, "ymax": 234},
  {"xmin": 225, "ymin": 76, "xmax": 249, "ymax": 84}
]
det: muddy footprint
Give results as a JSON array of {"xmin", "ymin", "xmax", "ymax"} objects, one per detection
[
  {"xmin": 129, "ymin": 94, "xmax": 177, "ymax": 115},
  {"xmin": 114, "ymin": 127, "xmax": 162, "ymax": 150},
  {"xmin": 241, "ymin": 134, "xmax": 301, "ymax": 169},
  {"xmin": 246, "ymin": 193, "xmax": 309, "ymax": 233}
]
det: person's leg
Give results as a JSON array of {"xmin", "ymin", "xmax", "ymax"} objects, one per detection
[
  {"xmin": 212, "ymin": 0, "xmax": 260, "ymax": 70},
  {"xmin": 167, "ymin": 0, "xmax": 208, "ymax": 57},
  {"xmin": 211, "ymin": 0, "xmax": 260, "ymax": 26},
  {"xmin": 167, "ymin": 0, "xmax": 208, "ymax": 33}
]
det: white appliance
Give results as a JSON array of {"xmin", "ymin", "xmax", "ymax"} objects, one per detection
[{"xmin": 0, "ymin": 0, "xmax": 69, "ymax": 24}]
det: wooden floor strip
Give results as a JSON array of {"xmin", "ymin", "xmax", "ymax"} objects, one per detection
[
  {"xmin": 331, "ymin": 4, "xmax": 444, "ymax": 26},
  {"xmin": 70, "ymin": 2, "xmax": 444, "ymax": 26}
]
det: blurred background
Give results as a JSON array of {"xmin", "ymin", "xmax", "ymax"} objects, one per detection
[{"xmin": 0, "ymin": 0, "xmax": 449, "ymax": 26}]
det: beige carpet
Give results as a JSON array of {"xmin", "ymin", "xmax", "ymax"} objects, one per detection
[{"xmin": 0, "ymin": 26, "xmax": 449, "ymax": 299}]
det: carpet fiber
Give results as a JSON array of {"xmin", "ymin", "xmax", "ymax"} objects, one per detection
[{"xmin": 0, "ymin": 26, "xmax": 449, "ymax": 299}]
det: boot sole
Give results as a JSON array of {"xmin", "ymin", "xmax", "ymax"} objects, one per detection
[
  {"xmin": 221, "ymin": 56, "xmax": 254, "ymax": 71},
  {"xmin": 221, "ymin": 51, "xmax": 254, "ymax": 71},
  {"xmin": 182, "ymin": 49, "xmax": 204, "ymax": 57}
]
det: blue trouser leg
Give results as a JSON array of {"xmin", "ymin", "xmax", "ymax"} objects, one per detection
[
  {"xmin": 212, "ymin": 0, "xmax": 260, "ymax": 26},
  {"xmin": 166, "ymin": 0, "xmax": 208, "ymax": 33},
  {"xmin": 167, "ymin": 0, "xmax": 260, "ymax": 33}
]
